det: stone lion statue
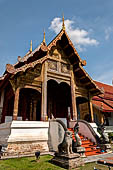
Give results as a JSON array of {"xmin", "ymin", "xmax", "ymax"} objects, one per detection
[{"xmin": 58, "ymin": 130, "xmax": 73, "ymax": 155}]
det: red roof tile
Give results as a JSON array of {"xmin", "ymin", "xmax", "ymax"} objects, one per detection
[
  {"xmin": 94, "ymin": 81, "xmax": 113, "ymax": 95},
  {"xmin": 93, "ymin": 81, "xmax": 113, "ymax": 112},
  {"xmin": 93, "ymin": 100, "xmax": 113, "ymax": 112}
]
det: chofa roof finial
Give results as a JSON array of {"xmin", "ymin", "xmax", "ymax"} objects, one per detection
[
  {"xmin": 43, "ymin": 29, "xmax": 46, "ymax": 44},
  {"xmin": 30, "ymin": 40, "xmax": 32, "ymax": 52},
  {"xmin": 62, "ymin": 14, "xmax": 65, "ymax": 31}
]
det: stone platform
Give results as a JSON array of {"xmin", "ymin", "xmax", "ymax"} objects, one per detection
[
  {"xmin": 0, "ymin": 121, "xmax": 49, "ymax": 158},
  {"xmin": 51, "ymin": 153, "xmax": 84, "ymax": 169},
  {"xmin": 73, "ymin": 146, "xmax": 85, "ymax": 157}
]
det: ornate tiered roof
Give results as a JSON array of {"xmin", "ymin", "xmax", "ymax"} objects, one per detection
[
  {"xmin": 93, "ymin": 81, "xmax": 113, "ymax": 112},
  {"xmin": 0, "ymin": 17, "xmax": 102, "ymax": 95}
]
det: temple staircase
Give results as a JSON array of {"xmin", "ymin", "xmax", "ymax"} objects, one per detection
[{"xmin": 68, "ymin": 128, "xmax": 102, "ymax": 156}]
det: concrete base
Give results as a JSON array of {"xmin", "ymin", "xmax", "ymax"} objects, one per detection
[
  {"xmin": 2, "ymin": 141, "xmax": 48, "ymax": 157},
  {"xmin": 0, "ymin": 121, "xmax": 49, "ymax": 158},
  {"xmin": 99, "ymin": 144, "xmax": 111, "ymax": 153},
  {"xmin": 51, "ymin": 153, "xmax": 84, "ymax": 169},
  {"xmin": 73, "ymin": 146, "xmax": 86, "ymax": 157}
]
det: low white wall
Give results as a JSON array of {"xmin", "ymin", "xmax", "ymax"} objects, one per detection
[
  {"xmin": 89, "ymin": 123, "xmax": 101, "ymax": 137},
  {"xmin": 104, "ymin": 126, "xmax": 113, "ymax": 133},
  {"xmin": 8, "ymin": 121, "xmax": 49, "ymax": 143},
  {"xmin": 0, "ymin": 122, "xmax": 11, "ymax": 145},
  {"xmin": 0, "ymin": 121, "xmax": 49, "ymax": 154}
]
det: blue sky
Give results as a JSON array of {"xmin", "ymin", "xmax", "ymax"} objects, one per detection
[{"xmin": 0, "ymin": 0, "xmax": 113, "ymax": 85}]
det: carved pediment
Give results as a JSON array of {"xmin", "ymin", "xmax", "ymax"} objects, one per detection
[
  {"xmin": 48, "ymin": 60, "xmax": 57, "ymax": 71},
  {"xmin": 10, "ymin": 64, "xmax": 42, "ymax": 89},
  {"xmin": 49, "ymin": 47, "xmax": 61, "ymax": 59},
  {"xmin": 49, "ymin": 46, "xmax": 70, "ymax": 63},
  {"xmin": 61, "ymin": 63, "xmax": 70, "ymax": 74}
]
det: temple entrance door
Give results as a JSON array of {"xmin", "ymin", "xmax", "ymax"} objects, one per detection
[
  {"xmin": 76, "ymin": 97, "xmax": 88, "ymax": 120},
  {"xmin": 18, "ymin": 88, "xmax": 41, "ymax": 121},
  {"xmin": 36, "ymin": 100, "xmax": 41, "ymax": 121},
  {"xmin": 47, "ymin": 80, "xmax": 72, "ymax": 120}
]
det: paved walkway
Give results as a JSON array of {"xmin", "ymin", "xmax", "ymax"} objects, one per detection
[
  {"xmin": 84, "ymin": 152, "xmax": 113, "ymax": 164},
  {"xmin": 97, "ymin": 154, "xmax": 113, "ymax": 167}
]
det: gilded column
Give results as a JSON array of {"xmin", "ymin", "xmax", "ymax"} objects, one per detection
[
  {"xmin": 88, "ymin": 93, "xmax": 94, "ymax": 122},
  {"xmin": 100, "ymin": 111, "xmax": 104, "ymax": 124},
  {"xmin": 89, "ymin": 100, "xmax": 94, "ymax": 122},
  {"xmin": 13, "ymin": 87, "xmax": 20, "ymax": 120},
  {"xmin": 41, "ymin": 61, "xmax": 47, "ymax": 121},
  {"xmin": 70, "ymin": 67, "xmax": 77, "ymax": 120}
]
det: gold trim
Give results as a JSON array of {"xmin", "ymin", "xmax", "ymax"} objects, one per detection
[
  {"xmin": 30, "ymin": 40, "xmax": 32, "ymax": 52},
  {"xmin": 43, "ymin": 29, "xmax": 46, "ymax": 43},
  {"xmin": 62, "ymin": 14, "xmax": 65, "ymax": 31}
]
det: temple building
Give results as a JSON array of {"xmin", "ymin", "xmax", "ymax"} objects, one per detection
[
  {"xmin": 1, "ymin": 16, "xmax": 113, "ymax": 157},
  {"xmin": 93, "ymin": 81, "xmax": 113, "ymax": 126},
  {"xmin": 79, "ymin": 81, "xmax": 113, "ymax": 126},
  {"xmin": 0, "ymin": 17, "xmax": 103, "ymax": 125}
]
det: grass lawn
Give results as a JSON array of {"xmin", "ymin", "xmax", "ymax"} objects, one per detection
[{"xmin": 0, "ymin": 155, "xmax": 113, "ymax": 170}]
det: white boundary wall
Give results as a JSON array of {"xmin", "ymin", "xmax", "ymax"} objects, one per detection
[
  {"xmin": 8, "ymin": 121, "xmax": 49, "ymax": 143},
  {"xmin": 0, "ymin": 122, "xmax": 11, "ymax": 145},
  {"xmin": 0, "ymin": 121, "xmax": 49, "ymax": 155}
]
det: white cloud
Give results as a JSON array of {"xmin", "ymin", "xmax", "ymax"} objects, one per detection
[
  {"xmin": 105, "ymin": 26, "xmax": 113, "ymax": 40},
  {"xmin": 49, "ymin": 17, "xmax": 99, "ymax": 51}
]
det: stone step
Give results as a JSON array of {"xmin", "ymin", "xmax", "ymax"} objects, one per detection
[
  {"xmin": 68, "ymin": 128, "xmax": 102, "ymax": 157},
  {"xmin": 85, "ymin": 151, "xmax": 101, "ymax": 156},
  {"xmin": 85, "ymin": 147, "xmax": 100, "ymax": 152},
  {"xmin": 82, "ymin": 141, "xmax": 93, "ymax": 145}
]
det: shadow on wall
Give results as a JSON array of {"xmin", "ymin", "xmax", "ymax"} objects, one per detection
[{"xmin": 48, "ymin": 120, "xmax": 67, "ymax": 152}]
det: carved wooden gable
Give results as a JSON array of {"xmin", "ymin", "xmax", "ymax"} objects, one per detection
[
  {"xmin": 10, "ymin": 63, "xmax": 42, "ymax": 91},
  {"xmin": 48, "ymin": 45, "xmax": 71, "ymax": 74}
]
